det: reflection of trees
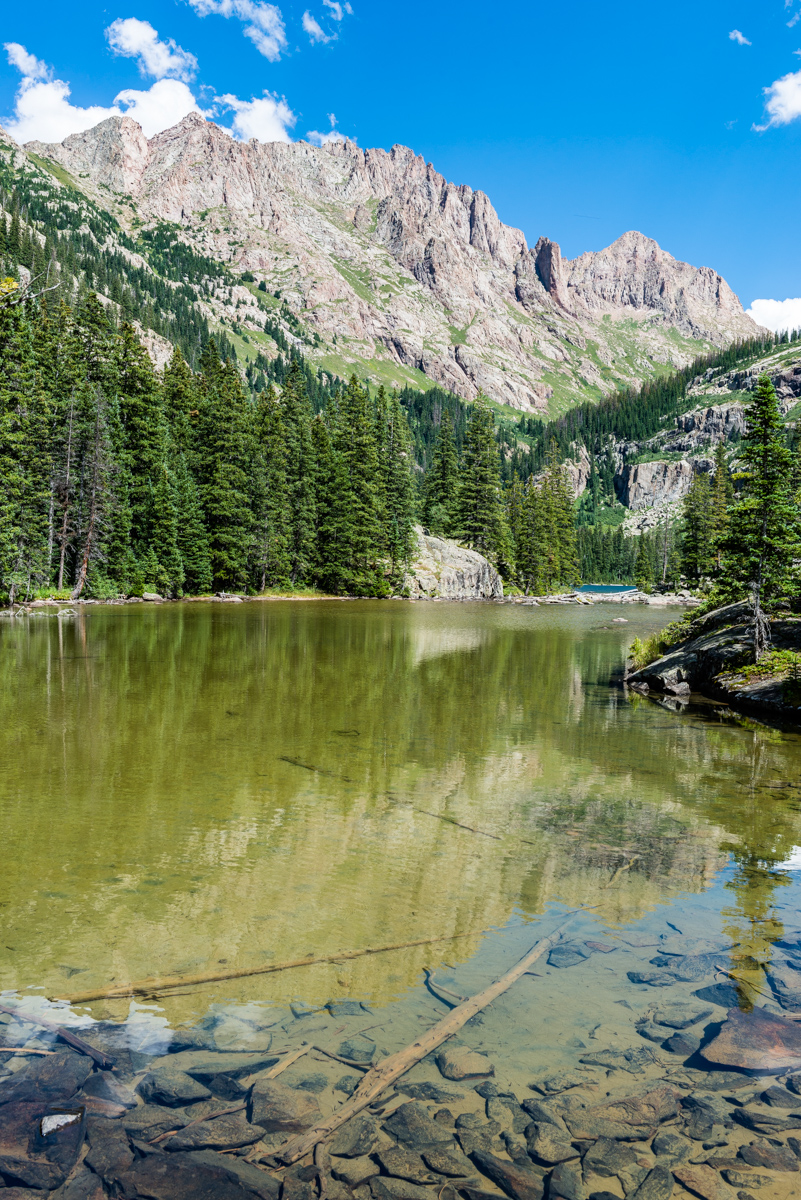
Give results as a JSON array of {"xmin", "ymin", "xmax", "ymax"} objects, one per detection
[{"xmin": 1, "ymin": 603, "xmax": 800, "ymax": 1019}]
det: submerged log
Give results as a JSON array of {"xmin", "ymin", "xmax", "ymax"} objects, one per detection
[
  {"xmin": 55, "ymin": 929, "xmax": 489, "ymax": 1004},
  {"xmin": 271, "ymin": 914, "xmax": 575, "ymax": 1165}
]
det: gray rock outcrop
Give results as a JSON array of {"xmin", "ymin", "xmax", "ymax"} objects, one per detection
[{"xmin": 405, "ymin": 528, "xmax": 503, "ymax": 600}]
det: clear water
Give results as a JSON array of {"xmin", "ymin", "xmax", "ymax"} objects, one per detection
[{"xmin": 2, "ymin": 599, "xmax": 801, "ymax": 1081}]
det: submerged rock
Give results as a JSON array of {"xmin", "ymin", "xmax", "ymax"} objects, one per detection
[
  {"xmin": 470, "ymin": 1149, "xmax": 545, "ymax": 1200},
  {"xmin": 249, "ymin": 1078, "xmax": 321, "ymax": 1132},
  {"xmin": 653, "ymin": 1006, "xmax": 713, "ymax": 1030},
  {"xmin": 738, "ymin": 1140, "xmax": 799, "ymax": 1171},
  {"xmin": 701, "ymin": 1006, "xmax": 801, "ymax": 1073},
  {"xmin": 384, "ymin": 1101, "xmax": 454, "ymax": 1149},
  {"xmin": 437, "ymin": 1047, "xmax": 494, "ymax": 1081},
  {"xmin": 329, "ymin": 1114, "xmax": 379, "ymax": 1157},
  {"xmin": 672, "ymin": 1164, "xmax": 735, "ymax": 1200},
  {"xmin": 566, "ymin": 1086, "xmax": 679, "ymax": 1141}
]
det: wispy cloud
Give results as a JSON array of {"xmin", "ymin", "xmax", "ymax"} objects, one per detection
[
  {"xmin": 187, "ymin": 0, "xmax": 287, "ymax": 62},
  {"xmin": 754, "ymin": 66, "xmax": 801, "ymax": 128},
  {"xmin": 306, "ymin": 112, "xmax": 348, "ymax": 144},
  {"xmin": 323, "ymin": 1, "xmax": 353, "ymax": 19},
  {"xmin": 729, "ymin": 29, "xmax": 751, "ymax": 46},
  {"xmin": 302, "ymin": 12, "xmax": 330, "ymax": 43},
  {"xmin": 2, "ymin": 41, "xmax": 207, "ymax": 142},
  {"xmin": 106, "ymin": 17, "xmax": 198, "ymax": 81},
  {"xmin": 747, "ymin": 297, "xmax": 801, "ymax": 332}
]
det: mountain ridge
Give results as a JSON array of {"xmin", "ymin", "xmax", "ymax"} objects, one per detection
[{"xmin": 17, "ymin": 111, "xmax": 761, "ymax": 414}]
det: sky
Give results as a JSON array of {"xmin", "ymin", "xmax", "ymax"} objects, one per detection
[{"xmin": 1, "ymin": 0, "xmax": 800, "ymax": 329}]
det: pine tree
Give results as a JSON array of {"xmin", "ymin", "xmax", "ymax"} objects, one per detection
[
  {"xmin": 681, "ymin": 473, "xmax": 713, "ymax": 582},
  {"xmin": 710, "ymin": 441, "xmax": 733, "ymax": 571},
  {"xmin": 253, "ymin": 386, "xmax": 290, "ymax": 589},
  {"xmin": 325, "ymin": 376, "xmax": 388, "ymax": 596},
  {"xmin": 422, "ymin": 410, "xmax": 459, "ymax": 535},
  {"xmin": 719, "ymin": 374, "xmax": 800, "ymax": 656},
  {"xmin": 196, "ymin": 349, "xmax": 255, "ymax": 591},
  {"xmin": 149, "ymin": 463, "xmax": 184, "ymax": 595},
  {"xmin": 280, "ymin": 360, "xmax": 317, "ymax": 585},
  {"xmin": 635, "ymin": 533, "xmax": 654, "ymax": 593},
  {"xmin": 454, "ymin": 392, "xmax": 508, "ymax": 564},
  {"xmin": 377, "ymin": 387, "xmax": 417, "ymax": 589},
  {"xmin": 173, "ymin": 458, "xmax": 212, "ymax": 595}
]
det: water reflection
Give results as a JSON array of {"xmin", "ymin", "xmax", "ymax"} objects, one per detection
[{"xmin": 1, "ymin": 600, "xmax": 800, "ymax": 1022}]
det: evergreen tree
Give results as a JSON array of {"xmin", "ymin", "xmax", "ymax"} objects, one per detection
[
  {"xmin": 174, "ymin": 458, "xmax": 212, "ymax": 595},
  {"xmin": 710, "ymin": 440, "xmax": 733, "ymax": 570},
  {"xmin": 196, "ymin": 347, "xmax": 255, "ymax": 591},
  {"xmin": 454, "ymin": 392, "xmax": 508, "ymax": 565},
  {"xmin": 253, "ymin": 386, "xmax": 290, "ymax": 589},
  {"xmin": 377, "ymin": 387, "xmax": 417, "ymax": 589},
  {"xmin": 635, "ymin": 533, "xmax": 654, "ymax": 593},
  {"xmin": 324, "ymin": 376, "xmax": 388, "ymax": 596},
  {"xmin": 719, "ymin": 374, "xmax": 800, "ymax": 656},
  {"xmin": 422, "ymin": 410, "xmax": 459, "ymax": 535},
  {"xmin": 681, "ymin": 473, "xmax": 713, "ymax": 582},
  {"xmin": 280, "ymin": 360, "xmax": 317, "ymax": 585}
]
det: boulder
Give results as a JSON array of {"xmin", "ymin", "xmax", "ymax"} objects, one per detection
[
  {"xmin": 437, "ymin": 1047, "xmax": 495, "ymax": 1081},
  {"xmin": 117, "ymin": 1150, "xmax": 271, "ymax": 1199},
  {"xmin": 653, "ymin": 1006, "xmax": 712, "ymax": 1030},
  {"xmin": 405, "ymin": 529, "xmax": 503, "ymax": 600},
  {"xmin": 0, "ymin": 1100, "xmax": 84, "ymax": 1192},
  {"xmin": 630, "ymin": 1167, "xmax": 674, "ymax": 1200},
  {"xmin": 376, "ymin": 1146, "xmax": 439, "ymax": 1184},
  {"xmin": 0, "ymin": 1049, "xmax": 93, "ymax": 1105},
  {"xmin": 565, "ymin": 1086, "xmax": 678, "ymax": 1141},
  {"xmin": 549, "ymin": 1159, "xmax": 585, "ymax": 1200},
  {"xmin": 85, "ymin": 1117, "xmax": 135, "ymax": 1179},
  {"xmin": 165, "ymin": 1111, "xmax": 266, "ymax": 1150},
  {"xmin": 423, "ymin": 1147, "xmax": 476, "ymax": 1176},
  {"xmin": 138, "ymin": 1065, "xmax": 213, "ymax": 1106},
  {"xmin": 738, "ymin": 1141, "xmax": 799, "ymax": 1171},
  {"xmin": 582, "ymin": 1137, "xmax": 652, "ymax": 1194},
  {"xmin": 371, "ymin": 1178, "xmax": 434, "ymax": 1200},
  {"xmin": 49, "ymin": 1166, "xmax": 107, "ymax": 1200},
  {"xmin": 701, "ymin": 1006, "xmax": 801, "ymax": 1073},
  {"xmin": 329, "ymin": 1114, "xmax": 379, "ymax": 1157},
  {"xmin": 525, "ymin": 1123, "xmax": 579, "ymax": 1164},
  {"xmin": 470, "ymin": 1149, "xmax": 545, "ymax": 1200},
  {"xmin": 672, "ymin": 1164, "xmax": 735, "ymax": 1200},
  {"xmin": 249, "ymin": 1078, "xmax": 321, "ymax": 1132},
  {"xmin": 384, "ymin": 1101, "xmax": 454, "ymax": 1149},
  {"xmin": 332, "ymin": 1154, "xmax": 382, "ymax": 1187}
]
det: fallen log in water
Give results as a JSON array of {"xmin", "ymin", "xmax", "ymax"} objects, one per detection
[
  {"xmin": 54, "ymin": 929, "xmax": 488, "ymax": 1004},
  {"xmin": 0, "ymin": 1002, "xmax": 114, "ymax": 1068},
  {"xmin": 271, "ymin": 914, "xmax": 576, "ymax": 1165}
]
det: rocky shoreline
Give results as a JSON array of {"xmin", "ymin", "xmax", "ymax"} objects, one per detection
[
  {"xmin": 625, "ymin": 602, "xmax": 801, "ymax": 722},
  {"xmin": 6, "ymin": 928, "xmax": 801, "ymax": 1200}
]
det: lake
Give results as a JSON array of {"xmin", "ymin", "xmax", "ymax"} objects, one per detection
[{"xmin": 3, "ymin": 598, "xmax": 801, "ymax": 1086}]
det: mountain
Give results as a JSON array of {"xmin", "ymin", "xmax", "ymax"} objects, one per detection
[{"xmin": 20, "ymin": 112, "xmax": 761, "ymax": 415}]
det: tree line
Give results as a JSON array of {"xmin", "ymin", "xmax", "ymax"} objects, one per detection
[{"xmin": 0, "ymin": 292, "xmax": 585, "ymax": 602}]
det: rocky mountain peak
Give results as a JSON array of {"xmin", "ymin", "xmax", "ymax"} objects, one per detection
[{"xmin": 21, "ymin": 114, "xmax": 763, "ymax": 412}]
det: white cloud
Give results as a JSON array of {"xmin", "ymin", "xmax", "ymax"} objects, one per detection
[
  {"xmin": 755, "ymin": 66, "xmax": 801, "ymax": 128},
  {"xmin": 746, "ymin": 297, "xmax": 801, "ymax": 332},
  {"xmin": 219, "ymin": 91, "xmax": 295, "ymax": 141},
  {"xmin": 306, "ymin": 112, "xmax": 347, "ymax": 144},
  {"xmin": 106, "ymin": 18, "xmax": 198, "ymax": 81},
  {"xmin": 2, "ymin": 42, "xmax": 206, "ymax": 142},
  {"xmin": 790, "ymin": 12, "xmax": 801, "ymax": 27},
  {"xmin": 187, "ymin": 0, "xmax": 287, "ymax": 61},
  {"xmin": 302, "ymin": 12, "xmax": 330, "ymax": 42},
  {"xmin": 729, "ymin": 29, "xmax": 751, "ymax": 46},
  {"xmin": 5, "ymin": 43, "xmax": 49, "ymax": 80},
  {"xmin": 116, "ymin": 79, "xmax": 208, "ymax": 136}
]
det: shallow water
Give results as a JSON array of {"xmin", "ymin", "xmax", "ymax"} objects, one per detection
[{"xmin": 2, "ymin": 598, "xmax": 801, "ymax": 1054}]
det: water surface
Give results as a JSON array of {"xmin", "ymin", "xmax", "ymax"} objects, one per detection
[{"xmin": 2, "ymin": 599, "xmax": 801, "ymax": 1037}]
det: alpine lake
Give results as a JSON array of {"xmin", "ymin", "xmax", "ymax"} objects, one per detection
[{"xmin": 4, "ymin": 598, "xmax": 801, "ymax": 1198}]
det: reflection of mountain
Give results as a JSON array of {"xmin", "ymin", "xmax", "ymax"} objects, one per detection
[{"xmin": 0, "ymin": 602, "xmax": 799, "ymax": 1022}]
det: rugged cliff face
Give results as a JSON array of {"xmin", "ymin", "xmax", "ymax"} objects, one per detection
[{"xmin": 23, "ymin": 113, "xmax": 761, "ymax": 414}]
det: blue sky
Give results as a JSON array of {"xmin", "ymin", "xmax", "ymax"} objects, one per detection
[{"xmin": 1, "ymin": 0, "xmax": 800, "ymax": 326}]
